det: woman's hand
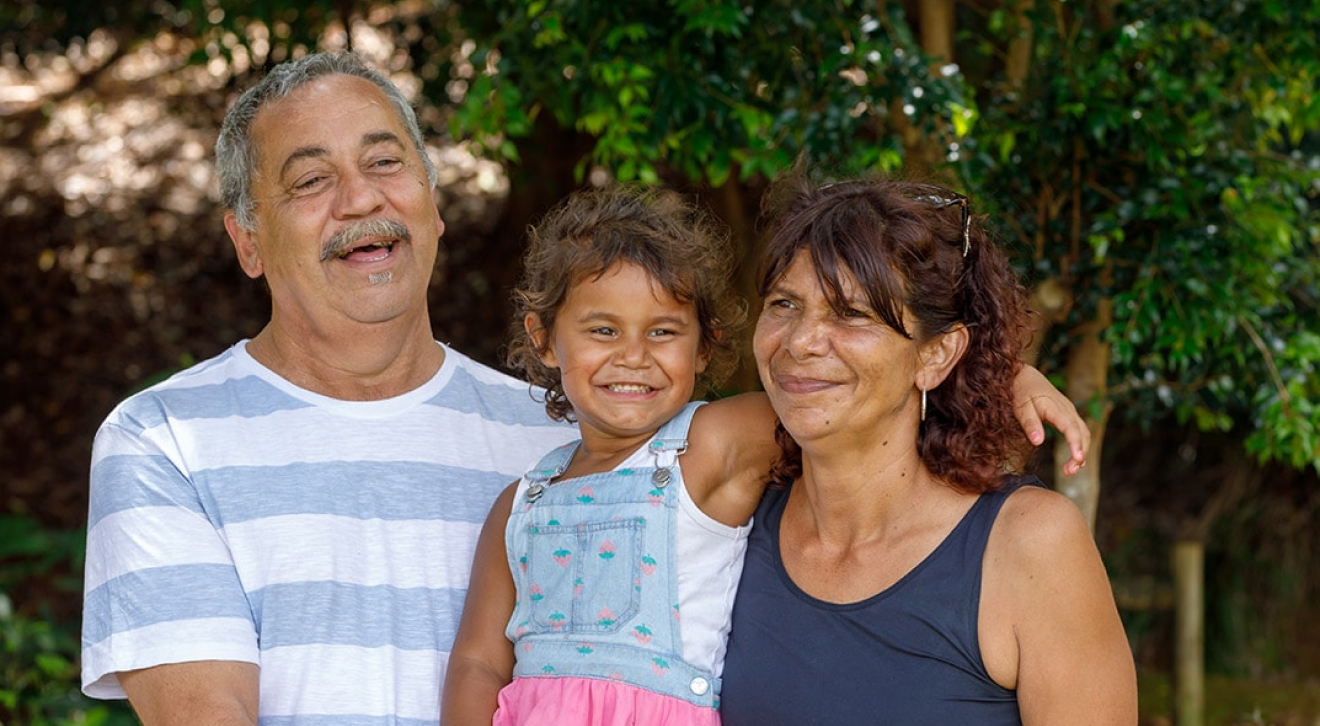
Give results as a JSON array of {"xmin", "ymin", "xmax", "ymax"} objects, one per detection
[{"xmin": 1011, "ymin": 366, "xmax": 1090, "ymax": 476}]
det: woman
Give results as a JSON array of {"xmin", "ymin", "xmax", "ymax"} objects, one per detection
[{"xmin": 719, "ymin": 176, "xmax": 1137, "ymax": 725}]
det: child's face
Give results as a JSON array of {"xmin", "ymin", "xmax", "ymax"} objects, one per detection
[{"xmin": 531, "ymin": 261, "xmax": 709, "ymax": 447}]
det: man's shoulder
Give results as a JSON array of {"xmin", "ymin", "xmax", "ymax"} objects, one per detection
[
  {"xmin": 441, "ymin": 346, "xmax": 525, "ymax": 388},
  {"xmin": 432, "ymin": 346, "xmax": 559, "ymax": 425},
  {"xmin": 100, "ymin": 344, "xmax": 277, "ymax": 430},
  {"xmin": 111, "ymin": 344, "xmax": 236, "ymax": 399}
]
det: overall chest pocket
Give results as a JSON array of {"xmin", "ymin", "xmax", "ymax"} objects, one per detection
[{"xmin": 524, "ymin": 517, "xmax": 645, "ymax": 634}]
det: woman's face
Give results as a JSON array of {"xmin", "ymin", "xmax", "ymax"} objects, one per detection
[{"xmin": 754, "ymin": 251, "xmax": 923, "ymax": 449}]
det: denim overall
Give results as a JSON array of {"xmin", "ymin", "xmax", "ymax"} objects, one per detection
[{"xmin": 504, "ymin": 402, "xmax": 719, "ymax": 710}]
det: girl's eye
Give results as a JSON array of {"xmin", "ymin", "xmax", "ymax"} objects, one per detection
[
  {"xmin": 648, "ymin": 328, "xmax": 675, "ymax": 338},
  {"xmin": 589, "ymin": 327, "xmax": 617, "ymax": 337}
]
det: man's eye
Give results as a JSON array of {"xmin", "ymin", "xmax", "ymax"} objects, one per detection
[
  {"xmin": 370, "ymin": 157, "xmax": 403, "ymax": 171},
  {"xmin": 293, "ymin": 175, "xmax": 326, "ymax": 192}
]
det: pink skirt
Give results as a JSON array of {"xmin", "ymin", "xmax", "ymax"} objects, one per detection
[{"xmin": 493, "ymin": 676, "xmax": 721, "ymax": 726}]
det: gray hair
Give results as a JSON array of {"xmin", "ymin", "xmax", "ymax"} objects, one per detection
[{"xmin": 216, "ymin": 51, "xmax": 439, "ymax": 230}]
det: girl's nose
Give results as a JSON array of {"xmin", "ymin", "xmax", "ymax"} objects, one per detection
[{"xmin": 617, "ymin": 334, "xmax": 651, "ymax": 367}]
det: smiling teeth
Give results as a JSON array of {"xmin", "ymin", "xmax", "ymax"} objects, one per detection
[
  {"xmin": 338, "ymin": 241, "xmax": 393, "ymax": 259},
  {"xmin": 608, "ymin": 384, "xmax": 652, "ymax": 393}
]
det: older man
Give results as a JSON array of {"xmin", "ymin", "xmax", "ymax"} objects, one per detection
[{"xmin": 81, "ymin": 52, "xmax": 575, "ymax": 725}]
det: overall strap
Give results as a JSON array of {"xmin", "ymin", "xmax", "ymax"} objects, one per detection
[
  {"xmin": 647, "ymin": 401, "xmax": 705, "ymax": 474},
  {"xmin": 521, "ymin": 440, "xmax": 579, "ymax": 502},
  {"xmin": 524, "ymin": 440, "xmax": 579, "ymax": 482}
]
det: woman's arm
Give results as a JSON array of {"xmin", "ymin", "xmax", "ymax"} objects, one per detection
[
  {"xmin": 1012, "ymin": 366, "xmax": 1090, "ymax": 475},
  {"xmin": 982, "ymin": 486, "xmax": 1137, "ymax": 726},
  {"xmin": 441, "ymin": 484, "xmax": 519, "ymax": 726}
]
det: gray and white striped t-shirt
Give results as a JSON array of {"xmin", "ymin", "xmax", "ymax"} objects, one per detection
[{"xmin": 82, "ymin": 340, "xmax": 575, "ymax": 724}]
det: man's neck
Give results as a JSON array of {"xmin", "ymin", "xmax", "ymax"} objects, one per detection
[{"xmin": 246, "ymin": 317, "xmax": 445, "ymax": 401}]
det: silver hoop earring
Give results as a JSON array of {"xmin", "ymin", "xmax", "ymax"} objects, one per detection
[{"xmin": 921, "ymin": 386, "xmax": 927, "ymax": 422}]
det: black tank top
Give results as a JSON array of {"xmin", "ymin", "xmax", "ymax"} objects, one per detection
[{"xmin": 719, "ymin": 477, "xmax": 1034, "ymax": 726}]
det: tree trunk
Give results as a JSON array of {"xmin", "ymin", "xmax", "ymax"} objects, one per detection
[
  {"xmin": 919, "ymin": 0, "xmax": 956, "ymax": 62},
  {"xmin": 881, "ymin": 0, "xmax": 958, "ymax": 174},
  {"xmin": 1167, "ymin": 448, "xmax": 1258, "ymax": 726},
  {"xmin": 1022, "ymin": 276, "xmax": 1071, "ymax": 365},
  {"xmin": 1054, "ymin": 293, "xmax": 1112, "ymax": 533},
  {"xmin": 1005, "ymin": 0, "xmax": 1035, "ymax": 93},
  {"xmin": 434, "ymin": 115, "xmax": 589, "ymax": 365},
  {"xmin": 1173, "ymin": 540, "xmax": 1205, "ymax": 726},
  {"xmin": 701, "ymin": 178, "xmax": 763, "ymax": 393}
]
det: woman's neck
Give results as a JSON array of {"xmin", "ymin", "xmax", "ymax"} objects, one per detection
[{"xmin": 792, "ymin": 441, "xmax": 927, "ymax": 536}]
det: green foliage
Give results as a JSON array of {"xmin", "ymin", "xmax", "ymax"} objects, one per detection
[
  {"xmin": 451, "ymin": 0, "xmax": 970, "ymax": 184},
  {"xmin": 1137, "ymin": 671, "xmax": 1320, "ymax": 725},
  {"xmin": 0, "ymin": 1, "xmax": 183, "ymax": 52},
  {"xmin": 1203, "ymin": 488, "xmax": 1316, "ymax": 677},
  {"xmin": 0, "ymin": 595, "xmax": 136, "ymax": 726},
  {"xmin": 0, "ymin": 517, "xmax": 86, "ymax": 595},
  {"xmin": 960, "ymin": 0, "xmax": 1320, "ymax": 473},
  {"xmin": 449, "ymin": 0, "xmax": 1320, "ymax": 474},
  {"xmin": 1, "ymin": 516, "xmax": 136, "ymax": 726},
  {"xmin": 0, "ymin": 0, "xmax": 413, "ymax": 77}
]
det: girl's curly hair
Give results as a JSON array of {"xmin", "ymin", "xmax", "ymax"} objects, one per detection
[{"xmin": 506, "ymin": 184, "xmax": 746, "ymax": 422}]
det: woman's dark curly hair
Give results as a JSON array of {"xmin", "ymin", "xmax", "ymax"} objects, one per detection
[
  {"xmin": 506, "ymin": 184, "xmax": 746, "ymax": 422},
  {"xmin": 759, "ymin": 172, "xmax": 1034, "ymax": 494}
]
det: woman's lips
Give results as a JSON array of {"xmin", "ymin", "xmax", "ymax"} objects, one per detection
[{"xmin": 773, "ymin": 373, "xmax": 836, "ymax": 395}]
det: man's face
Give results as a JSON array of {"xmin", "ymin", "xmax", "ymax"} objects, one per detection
[{"xmin": 225, "ymin": 73, "xmax": 443, "ymax": 336}]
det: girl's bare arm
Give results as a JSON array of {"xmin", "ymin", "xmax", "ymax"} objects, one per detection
[{"xmin": 441, "ymin": 484, "xmax": 519, "ymax": 726}]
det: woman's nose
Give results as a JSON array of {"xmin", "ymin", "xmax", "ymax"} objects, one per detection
[{"xmin": 784, "ymin": 315, "xmax": 829, "ymax": 359}]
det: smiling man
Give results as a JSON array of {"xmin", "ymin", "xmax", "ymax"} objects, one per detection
[{"xmin": 80, "ymin": 52, "xmax": 577, "ymax": 725}]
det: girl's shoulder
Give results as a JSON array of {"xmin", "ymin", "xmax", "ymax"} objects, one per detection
[
  {"xmin": 692, "ymin": 392, "xmax": 776, "ymax": 432},
  {"xmin": 681, "ymin": 393, "xmax": 780, "ymax": 527}
]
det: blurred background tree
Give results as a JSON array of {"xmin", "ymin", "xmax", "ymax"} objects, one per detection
[{"xmin": 1, "ymin": 1, "xmax": 1317, "ymax": 723}]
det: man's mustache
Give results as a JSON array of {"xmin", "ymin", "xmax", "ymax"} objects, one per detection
[{"xmin": 320, "ymin": 219, "xmax": 412, "ymax": 262}]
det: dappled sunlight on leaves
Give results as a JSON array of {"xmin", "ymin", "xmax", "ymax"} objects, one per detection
[{"xmin": 1, "ymin": 15, "xmax": 507, "ymax": 534}]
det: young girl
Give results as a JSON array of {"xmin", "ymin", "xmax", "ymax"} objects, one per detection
[{"xmin": 440, "ymin": 184, "xmax": 1087, "ymax": 726}]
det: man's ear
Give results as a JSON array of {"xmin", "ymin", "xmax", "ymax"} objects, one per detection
[
  {"xmin": 225, "ymin": 212, "xmax": 264, "ymax": 280},
  {"xmin": 524, "ymin": 313, "xmax": 557, "ymax": 369},
  {"xmin": 916, "ymin": 324, "xmax": 969, "ymax": 392}
]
